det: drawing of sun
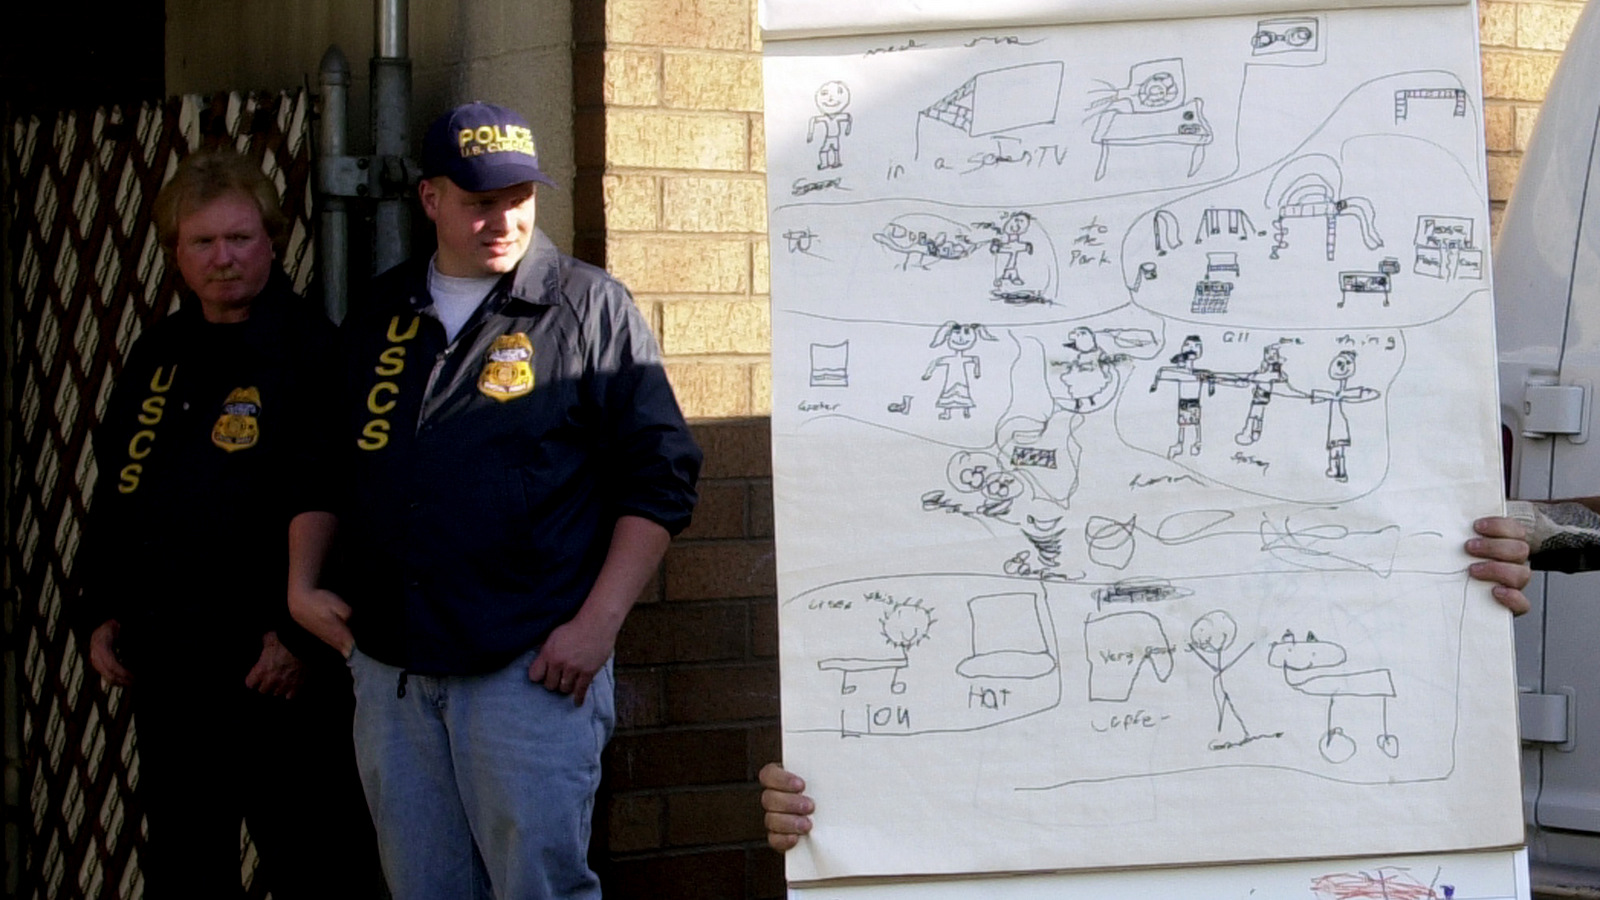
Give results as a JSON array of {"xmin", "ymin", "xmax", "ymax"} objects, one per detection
[{"xmin": 880, "ymin": 599, "xmax": 935, "ymax": 653}]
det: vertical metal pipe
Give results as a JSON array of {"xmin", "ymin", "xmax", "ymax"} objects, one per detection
[
  {"xmin": 372, "ymin": 0, "xmax": 411, "ymax": 274},
  {"xmin": 318, "ymin": 45, "xmax": 351, "ymax": 323}
]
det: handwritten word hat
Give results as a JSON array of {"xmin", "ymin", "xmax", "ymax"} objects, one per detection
[{"xmin": 421, "ymin": 102, "xmax": 557, "ymax": 192}]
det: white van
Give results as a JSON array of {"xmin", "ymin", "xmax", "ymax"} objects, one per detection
[{"xmin": 1495, "ymin": 0, "xmax": 1600, "ymax": 893}]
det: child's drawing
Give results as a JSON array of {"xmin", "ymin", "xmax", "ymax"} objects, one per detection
[
  {"xmin": 1267, "ymin": 630, "xmax": 1399, "ymax": 763},
  {"xmin": 808, "ymin": 80, "xmax": 854, "ymax": 170},
  {"xmin": 1187, "ymin": 610, "xmax": 1278, "ymax": 750},
  {"xmin": 1149, "ymin": 335, "xmax": 1217, "ymax": 458},
  {"xmin": 1309, "ymin": 351, "xmax": 1380, "ymax": 482},
  {"xmin": 764, "ymin": 3, "xmax": 1516, "ymax": 879},
  {"xmin": 1087, "ymin": 58, "xmax": 1213, "ymax": 181},
  {"xmin": 1266, "ymin": 155, "xmax": 1384, "ymax": 261},
  {"xmin": 920, "ymin": 62, "xmax": 1065, "ymax": 138},
  {"xmin": 924, "ymin": 322, "xmax": 996, "ymax": 419}
]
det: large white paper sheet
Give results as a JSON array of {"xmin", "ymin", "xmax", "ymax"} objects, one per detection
[
  {"xmin": 788, "ymin": 850, "xmax": 1531, "ymax": 900},
  {"xmin": 760, "ymin": 0, "xmax": 1467, "ymax": 41},
  {"xmin": 765, "ymin": 0, "xmax": 1522, "ymax": 884}
]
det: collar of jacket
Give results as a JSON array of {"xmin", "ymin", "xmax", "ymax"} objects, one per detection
[
  {"xmin": 170, "ymin": 266, "xmax": 303, "ymax": 355},
  {"xmin": 397, "ymin": 228, "xmax": 564, "ymax": 317}
]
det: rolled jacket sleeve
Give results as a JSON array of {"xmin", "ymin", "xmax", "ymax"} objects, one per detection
[{"xmin": 583, "ymin": 283, "xmax": 702, "ymax": 535}]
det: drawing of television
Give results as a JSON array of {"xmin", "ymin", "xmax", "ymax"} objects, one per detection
[{"xmin": 921, "ymin": 62, "xmax": 1065, "ymax": 137}]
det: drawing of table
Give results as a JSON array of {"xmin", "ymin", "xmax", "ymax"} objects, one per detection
[{"xmin": 1091, "ymin": 98, "xmax": 1213, "ymax": 181}]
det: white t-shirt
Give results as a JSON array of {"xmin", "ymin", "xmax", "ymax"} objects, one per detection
[{"xmin": 426, "ymin": 256, "xmax": 500, "ymax": 343}]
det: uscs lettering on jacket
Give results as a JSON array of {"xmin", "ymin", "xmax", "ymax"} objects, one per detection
[{"xmin": 325, "ymin": 230, "xmax": 701, "ymax": 675}]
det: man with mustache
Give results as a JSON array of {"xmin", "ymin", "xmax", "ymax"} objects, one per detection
[{"xmin": 76, "ymin": 149, "xmax": 379, "ymax": 898}]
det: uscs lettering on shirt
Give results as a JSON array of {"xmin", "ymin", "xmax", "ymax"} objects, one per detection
[
  {"xmin": 358, "ymin": 315, "xmax": 420, "ymax": 451},
  {"xmin": 117, "ymin": 366, "xmax": 177, "ymax": 493}
]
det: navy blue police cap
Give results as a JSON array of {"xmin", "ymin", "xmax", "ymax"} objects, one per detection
[{"xmin": 420, "ymin": 102, "xmax": 557, "ymax": 192}]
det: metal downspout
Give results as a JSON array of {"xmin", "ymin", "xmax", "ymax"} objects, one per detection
[
  {"xmin": 372, "ymin": 0, "xmax": 411, "ymax": 274},
  {"xmin": 318, "ymin": 46, "xmax": 351, "ymax": 323}
]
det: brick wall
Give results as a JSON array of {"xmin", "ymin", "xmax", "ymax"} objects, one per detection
[
  {"xmin": 572, "ymin": 5, "xmax": 778, "ymax": 891},
  {"xmin": 1481, "ymin": 0, "xmax": 1587, "ymax": 236},
  {"xmin": 573, "ymin": 2, "xmax": 1585, "ymax": 897},
  {"xmin": 574, "ymin": 0, "xmax": 771, "ymax": 422},
  {"xmin": 597, "ymin": 419, "xmax": 782, "ymax": 898}
]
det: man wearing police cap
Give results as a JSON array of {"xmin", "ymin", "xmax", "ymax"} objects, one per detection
[{"xmin": 289, "ymin": 102, "xmax": 701, "ymax": 899}]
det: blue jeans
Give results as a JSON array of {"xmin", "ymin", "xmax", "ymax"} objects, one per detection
[{"xmin": 348, "ymin": 646, "xmax": 614, "ymax": 900}]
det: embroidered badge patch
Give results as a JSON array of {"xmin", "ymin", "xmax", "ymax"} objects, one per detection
[
  {"xmin": 477, "ymin": 332, "xmax": 535, "ymax": 401},
  {"xmin": 212, "ymin": 386, "xmax": 262, "ymax": 451}
]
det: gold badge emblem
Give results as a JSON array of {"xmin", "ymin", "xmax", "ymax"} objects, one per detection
[
  {"xmin": 212, "ymin": 386, "xmax": 261, "ymax": 452},
  {"xmin": 477, "ymin": 333, "xmax": 535, "ymax": 401}
]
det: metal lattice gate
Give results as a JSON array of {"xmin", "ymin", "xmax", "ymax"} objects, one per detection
[{"xmin": 4, "ymin": 90, "xmax": 316, "ymax": 900}]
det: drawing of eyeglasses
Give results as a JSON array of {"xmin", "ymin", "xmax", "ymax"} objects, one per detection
[{"xmin": 1251, "ymin": 17, "xmax": 1319, "ymax": 55}]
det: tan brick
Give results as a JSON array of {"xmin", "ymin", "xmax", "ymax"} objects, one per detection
[
  {"xmin": 1479, "ymin": 2, "xmax": 1516, "ymax": 47},
  {"xmin": 661, "ymin": 299, "xmax": 770, "ymax": 355},
  {"xmin": 662, "ymin": 177, "xmax": 767, "ymax": 232},
  {"xmin": 605, "ymin": 49, "xmax": 661, "ymax": 107},
  {"xmin": 1517, "ymin": 3, "xmax": 1584, "ymax": 51},
  {"xmin": 750, "ymin": 113, "xmax": 766, "ymax": 173},
  {"xmin": 1514, "ymin": 104, "xmax": 1541, "ymax": 151},
  {"xmin": 1480, "ymin": 50, "xmax": 1560, "ymax": 102},
  {"xmin": 666, "ymin": 361, "xmax": 753, "ymax": 418},
  {"xmin": 1487, "ymin": 153, "xmax": 1521, "ymax": 203},
  {"xmin": 638, "ymin": 299, "xmax": 665, "ymax": 341},
  {"xmin": 751, "ymin": 360, "xmax": 771, "ymax": 415},
  {"xmin": 1489, "ymin": 202, "xmax": 1507, "ymax": 243},
  {"xmin": 608, "ymin": 0, "xmax": 752, "ymax": 50},
  {"xmin": 662, "ymin": 52, "xmax": 764, "ymax": 112},
  {"xmin": 604, "ymin": 174, "xmax": 659, "ymax": 231},
  {"xmin": 1483, "ymin": 103, "xmax": 1515, "ymax": 152},
  {"xmin": 753, "ymin": 240, "xmax": 769, "ymax": 294},
  {"xmin": 609, "ymin": 235, "xmax": 750, "ymax": 293},
  {"xmin": 606, "ymin": 109, "xmax": 749, "ymax": 171}
]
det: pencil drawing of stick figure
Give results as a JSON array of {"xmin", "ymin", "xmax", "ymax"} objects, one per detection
[
  {"xmin": 1266, "ymin": 630, "xmax": 1398, "ymax": 763},
  {"xmin": 1219, "ymin": 344, "xmax": 1305, "ymax": 445},
  {"xmin": 1187, "ymin": 611, "xmax": 1259, "ymax": 749},
  {"xmin": 1308, "ymin": 351, "xmax": 1379, "ymax": 482},
  {"xmin": 1149, "ymin": 335, "xmax": 1215, "ymax": 458},
  {"xmin": 989, "ymin": 212, "xmax": 1035, "ymax": 287},
  {"xmin": 924, "ymin": 322, "xmax": 996, "ymax": 420},
  {"xmin": 807, "ymin": 80, "xmax": 853, "ymax": 170}
]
